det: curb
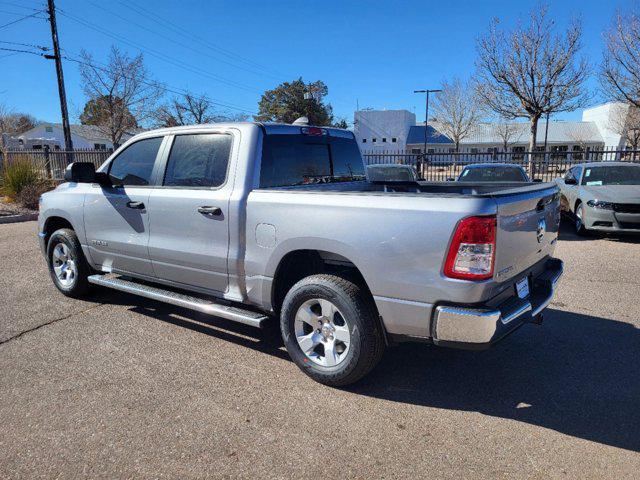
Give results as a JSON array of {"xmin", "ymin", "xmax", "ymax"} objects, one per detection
[{"xmin": 0, "ymin": 213, "xmax": 38, "ymax": 224}]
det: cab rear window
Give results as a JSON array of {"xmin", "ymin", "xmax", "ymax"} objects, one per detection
[{"xmin": 259, "ymin": 134, "xmax": 365, "ymax": 188}]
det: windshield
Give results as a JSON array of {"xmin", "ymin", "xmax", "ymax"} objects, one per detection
[
  {"xmin": 367, "ymin": 165, "xmax": 416, "ymax": 182},
  {"xmin": 581, "ymin": 165, "xmax": 640, "ymax": 186},
  {"xmin": 458, "ymin": 166, "xmax": 528, "ymax": 182},
  {"xmin": 260, "ymin": 134, "xmax": 365, "ymax": 187}
]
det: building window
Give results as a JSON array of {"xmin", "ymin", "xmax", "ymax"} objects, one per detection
[
  {"xmin": 411, "ymin": 148, "xmax": 421, "ymax": 154},
  {"xmin": 382, "ymin": 138, "xmax": 387, "ymax": 143},
  {"xmin": 470, "ymin": 148, "xmax": 478, "ymax": 154},
  {"xmin": 392, "ymin": 137, "xmax": 397, "ymax": 143},
  {"xmin": 94, "ymin": 143, "xmax": 107, "ymax": 150},
  {"xmin": 362, "ymin": 138, "xmax": 367, "ymax": 143},
  {"xmin": 427, "ymin": 148, "xmax": 435, "ymax": 154},
  {"xmin": 572, "ymin": 145, "xmax": 584, "ymax": 161},
  {"xmin": 372, "ymin": 138, "xmax": 377, "ymax": 143}
]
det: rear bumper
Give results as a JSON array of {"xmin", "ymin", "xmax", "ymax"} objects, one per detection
[{"xmin": 432, "ymin": 258, "xmax": 563, "ymax": 349}]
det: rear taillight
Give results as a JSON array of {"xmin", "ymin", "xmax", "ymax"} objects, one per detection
[{"xmin": 444, "ymin": 215, "xmax": 496, "ymax": 280}]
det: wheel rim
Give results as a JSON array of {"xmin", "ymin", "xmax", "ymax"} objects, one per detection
[
  {"xmin": 294, "ymin": 298, "xmax": 351, "ymax": 367},
  {"xmin": 576, "ymin": 205, "xmax": 584, "ymax": 231},
  {"xmin": 51, "ymin": 242, "xmax": 77, "ymax": 288}
]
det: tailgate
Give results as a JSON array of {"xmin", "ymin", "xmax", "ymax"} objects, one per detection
[{"xmin": 493, "ymin": 185, "xmax": 560, "ymax": 283}]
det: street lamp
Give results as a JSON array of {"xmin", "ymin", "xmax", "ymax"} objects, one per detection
[{"xmin": 414, "ymin": 89, "xmax": 442, "ymax": 175}]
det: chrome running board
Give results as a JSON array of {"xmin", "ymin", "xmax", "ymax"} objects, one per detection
[{"xmin": 88, "ymin": 274, "xmax": 268, "ymax": 328}]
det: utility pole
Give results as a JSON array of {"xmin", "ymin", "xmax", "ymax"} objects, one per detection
[
  {"xmin": 46, "ymin": 0, "xmax": 73, "ymax": 153},
  {"xmin": 413, "ymin": 88, "xmax": 442, "ymax": 178}
]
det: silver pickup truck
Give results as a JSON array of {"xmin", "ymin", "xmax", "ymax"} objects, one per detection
[{"xmin": 38, "ymin": 123, "xmax": 563, "ymax": 386}]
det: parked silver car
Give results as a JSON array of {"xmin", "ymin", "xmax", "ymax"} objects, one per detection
[{"xmin": 555, "ymin": 162, "xmax": 640, "ymax": 235}]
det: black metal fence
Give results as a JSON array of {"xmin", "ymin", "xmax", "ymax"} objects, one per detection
[
  {"xmin": 0, "ymin": 148, "xmax": 112, "ymax": 180},
  {"xmin": 363, "ymin": 146, "xmax": 640, "ymax": 182}
]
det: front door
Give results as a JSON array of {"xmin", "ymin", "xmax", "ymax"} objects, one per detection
[
  {"xmin": 147, "ymin": 132, "xmax": 233, "ymax": 293},
  {"xmin": 84, "ymin": 136, "xmax": 165, "ymax": 277}
]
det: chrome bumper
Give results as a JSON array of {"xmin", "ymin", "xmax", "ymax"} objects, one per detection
[{"xmin": 432, "ymin": 258, "xmax": 563, "ymax": 349}]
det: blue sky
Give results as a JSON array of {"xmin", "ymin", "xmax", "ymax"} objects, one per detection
[{"xmin": 0, "ymin": 0, "xmax": 634, "ymax": 125}]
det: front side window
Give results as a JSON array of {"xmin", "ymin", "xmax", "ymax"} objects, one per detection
[
  {"xmin": 108, "ymin": 137, "xmax": 163, "ymax": 186},
  {"xmin": 163, "ymin": 134, "xmax": 232, "ymax": 188}
]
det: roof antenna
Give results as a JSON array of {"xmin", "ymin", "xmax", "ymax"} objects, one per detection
[{"xmin": 292, "ymin": 116, "xmax": 309, "ymax": 126}]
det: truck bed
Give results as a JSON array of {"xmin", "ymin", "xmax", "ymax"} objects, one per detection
[{"xmin": 259, "ymin": 180, "xmax": 557, "ymax": 198}]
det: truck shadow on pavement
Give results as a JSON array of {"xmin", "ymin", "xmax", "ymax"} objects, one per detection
[
  {"xmin": 94, "ymin": 290, "xmax": 639, "ymax": 453},
  {"xmin": 351, "ymin": 308, "xmax": 640, "ymax": 453}
]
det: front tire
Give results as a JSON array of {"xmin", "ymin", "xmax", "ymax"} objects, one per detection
[
  {"xmin": 47, "ymin": 228, "xmax": 91, "ymax": 298},
  {"xmin": 280, "ymin": 274, "xmax": 385, "ymax": 387},
  {"xmin": 575, "ymin": 201, "xmax": 588, "ymax": 236}
]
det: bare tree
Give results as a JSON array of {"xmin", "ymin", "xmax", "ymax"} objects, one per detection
[
  {"xmin": 0, "ymin": 103, "xmax": 37, "ymax": 136},
  {"xmin": 608, "ymin": 103, "xmax": 640, "ymax": 150},
  {"xmin": 431, "ymin": 77, "xmax": 482, "ymax": 151},
  {"xmin": 601, "ymin": 10, "xmax": 640, "ymax": 107},
  {"xmin": 155, "ymin": 92, "xmax": 248, "ymax": 127},
  {"xmin": 492, "ymin": 121, "xmax": 522, "ymax": 151},
  {"xmin": 476, "ymin": 5, "xmax": 590, "ymax": 153},
  {"xmin": 79, "ymin": 46, "xmax": 163, "ymax": 147},
  {"xmin": 155, "ymin": 92, "xmax": 214, "ymax": 127}
]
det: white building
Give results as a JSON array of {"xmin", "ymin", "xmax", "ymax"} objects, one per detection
[
  {"xmin": 354, "ymin": 109, "xmax": 415, "ymax": 151},
  {"xmin": 5, "ymin": 123, "xmax": 136, "ymax": 150},
  {"xmin": 354, "ymin": 102, "xmax": 633, "ymax": 155}
]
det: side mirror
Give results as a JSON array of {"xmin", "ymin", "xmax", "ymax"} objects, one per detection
[
  {"xmin": 564, "ymin": 177, "xmax": 577, "ymax": 185},
  {"xmin": 64, "ymin": 162, "xmax": 96, "ymax": 183}
]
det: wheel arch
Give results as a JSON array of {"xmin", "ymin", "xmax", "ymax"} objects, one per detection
[
  {"xmin": 271, "ymin": 249, "xmax": 373, "ymax": 316},
  {"xmin": 42, "ymin": 215, "xmax": 75, "ymax": 248}
]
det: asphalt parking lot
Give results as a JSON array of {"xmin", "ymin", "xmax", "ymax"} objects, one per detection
[{"xmin": 1, "ymin": 221, "xmax": 639, "ymax": 479}]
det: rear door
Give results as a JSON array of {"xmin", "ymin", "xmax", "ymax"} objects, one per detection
[
  {"xmin": 493, "ymin": 185, "xmax": 560, "ymax": 283},
  {"xmin": 146, "ymin": 132, "xmax": 233, "ymax": 293},
  {"xmin": 84, "ymin": 136, "xmax": 166, "ymax": 277}
]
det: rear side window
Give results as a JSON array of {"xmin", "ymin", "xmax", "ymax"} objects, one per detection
[
  {"xmin": 108, "ymin": 137, "xmax": 163, "ymax": 186},
  {"xmin": 163, "ymin": 134, "xmax": 232, "ymax": 187},
  {"xmin": 260, "ymin": 135, "xmax": 365, "ymax": 188}
]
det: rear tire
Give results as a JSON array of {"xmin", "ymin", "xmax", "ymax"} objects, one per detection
[
  {"xmin": 280, "ymin": 274, "xmax": 385, "ymax": 387},
  {"xmin": 47, "ymin": 228, "xmax": 91, "ymax": 298}
]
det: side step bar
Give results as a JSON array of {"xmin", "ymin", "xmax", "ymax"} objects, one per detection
[{"xmin": 88, "ymin": 274, "xmax": 269, "ymax": 328}]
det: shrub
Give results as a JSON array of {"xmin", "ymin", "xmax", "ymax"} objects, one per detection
[
  {"xmin": 1, "ymin": 158, "xmax": 40, "ymax": 199},
  {"xmin": 16, "ymin": 180, "xmax": 56, "ymax": 210}
]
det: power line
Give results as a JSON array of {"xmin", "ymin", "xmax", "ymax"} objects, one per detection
[
  {"xmin": 0, "ymin": 46, "xmax": 45, "ymax": 56},
  {"xmin": 61, "ymin": 53, "xmax": 258, "ymax": 116},
  {"xmin": 87, "ymin": 0, "xmax": 285, "ymax": 83},
  {"xmin": 0, "ymin": 1, "xmax": 43, "ymax": 12},
  {"xmin": 120, "ymin": 0, "xmax": 292, "ymax": 80},
  {"xmin": 0, "ymin": 39, "xmax": 49, "ymax": 51},
  {"xmin": 57, "ymin": 9, "xmax": 263, "ymax": 94},
  {"xmin": 0, "ymin": 10, "xmax": 45, "ymax": 29}
]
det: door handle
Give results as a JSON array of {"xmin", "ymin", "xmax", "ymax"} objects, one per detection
[
  {"xmin": 198, "ymin": 206, "xmax": 222, "ymax": 216},
  {"xmin": 126, "ymin": 201, "xmax": 145, "ymax": 209}
]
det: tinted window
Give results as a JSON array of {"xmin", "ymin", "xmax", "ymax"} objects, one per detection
[
  {"xmin": 260, "ymin": 135, "xmax": 365, "ymax": 188},
  {"xmin": 164, "ymin": 134, "xmax": 232, "ymax": 187},
  {"xmin": 581, "ymin": 165, "xmax": 640, "ymax": 186},
  {"xmin": 367, "ymin": 165, "xmax": 416, "ymax": 181},
  {"xmin": 459, "ymin": 166, "xmax": 528, "ymax": 182},
  {"xmin": 108, "ymin": 137, "xmax": 163, "ymax": 186}
]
